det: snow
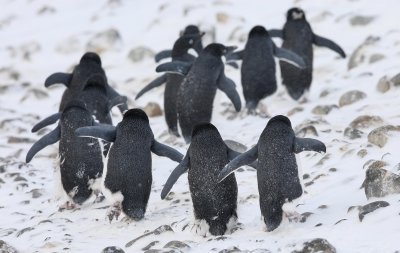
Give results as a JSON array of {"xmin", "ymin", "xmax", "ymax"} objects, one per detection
[{"xmin": 1, "ymin": 0, "xmax": 400, "ymax": 252}]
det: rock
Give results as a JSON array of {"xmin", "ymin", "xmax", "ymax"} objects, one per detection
[
  {"xmin": 376, "ymin": 76, "xmax": 392, "ymax": 93},
  {"xmin": 363, "ymin": 160, "xmax": 388, "ymax": 170},
  {"xmin": 28, "ymin": 188, "xmax": 43, "ymax": 199},
  {"xmin": 369, "ymin": 54, "xmax": 385, "ymax": 64},
  {"xmin": 362, "ymin": 167, "xmax": 400, "ymax": 199},
  {"xmin": 0, "ymin": 240, "xmax": 18, "ymax": 253},
  {"xmin": 7, "ymin": 137, "xmax": 36, "ymax": 144},
  {"xmin": 125, "ymin": 225, "xmax": 173, "ymax": 248},
  {"xmin": 163, "ymin": 241, "xmax": 190, "ymax": 250},
  {"xmin": 349, "ymin": 15, "xmax": 375, "ymax": 26},
  {"xmin": 311, "ymin": 105, "xmax": 337, "ymax": 115},
  {"xmin": 142, "ymin": 241, "xmax": 159, "ymax": 251},
  {"xmin": 293, "ymin": 238, "xmax": 336, "ymax": 253},
  {"xmin": 349, "ymin": 115, "xmax": 384, "ymax": 129},
  {"xmin": 37, "ymin": 5, "xmax": 56, "ymax": 15},
  {"xmin": 357, "ymin": 149, "xmax": 368, "ymax": 158},
  {"xmin": 86, "ymin": 28, "xmax": 122, "ymax": 53},
  {"xmin": 358, "ymin": 201, "xmax": 389, "ymax": 221},
  {"xmin": 16, "ymin": 227, "xmax": 34, "ymax": 237},
  {"xmin": 348, "ymin": 36, "xmax": 379, "ymax": 70},
  {"xmin": 390, "ymin": 72, "xmax": 400, "ymax": 86},
  {"xmin": 143, "ymin": 102, "xmax": 162, "ymax": 117},
  {"xmin": 344, "ymin": 127, "xmax": 363, "ymax": 139},
  {"xmin": 216, "ymin": 12, "xmax": 229, "ymax": 23},
  {"xmin": 287, "ymin": 107, "xmax": 303, "ymax": 116},
  {"xmin": 219, "ymin": 247, "xmax": 242, "ymax": 253},
  {"xmin": 102, "ymin": 246, "xmax": 125, "ymax": 253},
  {"xmin": 127, "ymin": 46, "xmax": 155, "ymax": 63},
  {"xmin": 368, "ymin": 125, "xmax": 400, "ymax": 147},
  {"xmin": 339, "ymin": 90, "xmax": 366, "ymax": 107},
  {"xmin": 295, "ymin": 125, "xmax": 318, "ymax": 137},
  {"xmin": 20, "ymin": 88, "xmax": 49, "ymax": 102},
  {"xmin": 300, "ymin": 212, "xmax": 314, "ymax": 223}
]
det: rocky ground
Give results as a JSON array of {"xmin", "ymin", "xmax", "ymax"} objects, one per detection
[{"xmin": 1, "ymin": 0, "xmax": 400, "ymax": 252}]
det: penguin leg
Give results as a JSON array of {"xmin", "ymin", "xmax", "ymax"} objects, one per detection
[
  {"xmin": 107, "ymin": 201, "xmax": 122, "ymax": 223},
  {"xmin": 58, "ymin": 201, "xmax": 76, "ymax": 211}
]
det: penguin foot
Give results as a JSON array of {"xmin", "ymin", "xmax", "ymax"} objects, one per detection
[
  {"xmin": 284, "ymin": 211, "xmax": 302, "ymax": 222},
  {"xmin": 58, "ymin": 201, "xmax": 76, "ymax": 211},
  {"xmin": 93, "ymin": 190, "xmax": 105, "ymax": 203},
  {"xmin": 107, "ymin": 202, "xmax": 122, "ymax": 223}
]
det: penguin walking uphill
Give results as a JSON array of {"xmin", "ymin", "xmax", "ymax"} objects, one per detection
[
  {"xmin": 269, "ymin": 8, "xmax": 346, "ymax": 101},
  {"xmin": 156, "ymin": 43, "xmax": 242, "ymax": 143},
  {"xmin": 218, "ymin": 115, "xmax": 326, "ymax": 232},
  {"xmin": 75, "ymin": 109, "xmax": 183, "ymax": 222},
  {"xmin": 26, "ymin": 100, "xmax": 120, "ymax": 208},
  {"xmin": 135, "ymin": 32, "xmax": 204, "ymax": 137},
  {"xmin": 45, "ymin": 52, "xmax": 128, "ymax": 113},
  {"xmin": 226, "ymin": 25, "xmax": 305, "ymax": 113},
  {"xmin": 161, "ymin": 123, "xmax": 246, "ymax": 236}
]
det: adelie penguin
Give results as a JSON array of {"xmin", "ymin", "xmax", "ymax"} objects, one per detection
[
  {"xmin": 26, "ymin": 100, "xmax": 120, "ymax": 207},
  {"xmin": 218, "ymin": 115, "xmax": 326, "ymax": 232},
  {"xmin": 156, "ymin": 43, "xmax": 242, "ymax": 143},
  {"xmin": 161, "ymin": 123, "xmax": 244, "ymax": 236},
  {"xmin": 75, "ymin": 109, "xmax": 183, "ymax": 222},
  {"xmin": 45, "ymin": 52, "xmax": 128, "ymax": 113},
  {"xmin": 136, "ymin": 33, "xmax": 204, "ymax": 137},
  {"xmin": 269, "ymin": 8, "xmax": 346, "ymax": 101},
  {"xmin": 226, "ymin": 25, "xmax": 305, "ymax": 113}
]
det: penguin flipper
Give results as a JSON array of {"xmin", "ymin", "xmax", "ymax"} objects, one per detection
[
  {"xmin": 161, "ymin": 155, "xmax": 190, "ymax": 200},
  {"xmin": 135, "ymin": 74, "xmax": 167, "ymax": 100},
  {"xmin": 156, "ymin": 61, "xmax": 192, "ymax": 76},
  {"xmin": 313, "ymin": 34, "xmax": 346, "ymax": 58},
  {"xmin": 217, "ymin": 73, "xmax": 242, "ymax": 112},
  {"xmin": 108, "ymin": 95, "xmax": 128, "ymax": 113},
  {"xmin": 151, "ymin": 140, "xmax": 183, "ymax": 162},
  {"xmin": 268, "ymin": 29, "xmax": 283, "ymax": 38},
  {"xmin": 226, "ymin": 61, "xmax": 239, "ymax": 69},
  {"xmin": 26, "ymin": 125, "xmax": 61, "ymax": 163},
  {"xmin": 226, "ymin": 144, "xmax": 257, "ymax": 170},
  {"xmin": 155, "ymin": 49, "xmax": 172, "ymax": 63},
  {"xmin": 225, "ymin": 50, "xmax": 243, "ymax": 62},
  {"xmin": 106, "ymin": 86, "xmax": 128, "ymax": 114},
  {"xmin": 75, "ymin": 125, "xmax": 116, "ymax": 142},
  {"xmin": 293, "ymin": 137, "xmax": 326, "ymax": 154},
  {"xmin": 218, "ymin": 145, "xmax": 258, "ymax": 182},
  {"xmin": 274, "ymin": 45, "xmax": 306, "ymax": 69},
  {"xmin": 31, "ymin": 112, "xmax": 61, "ymax": 133},
  {"xmin": 45, "ymin": 72, "xmax": 72, "ymax": 88}
]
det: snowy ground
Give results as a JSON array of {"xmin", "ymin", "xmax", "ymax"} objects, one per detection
[{"xmin": 1, "ymin": 0, "xmax": 400, "ymax": 252}]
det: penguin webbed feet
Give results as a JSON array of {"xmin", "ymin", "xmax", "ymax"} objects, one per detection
[
  {"xmin": 107, "ymin": 202, "xmax": 122, "ymax": 223},
  {"xmin": 93, "ymin": 190, "xmax": 105, "ymax": 204}
]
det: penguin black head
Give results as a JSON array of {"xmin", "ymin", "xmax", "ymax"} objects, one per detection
[
  {"xmin": 174, "ymin": 33, "xmax": 204, "ymax": 51},
  {"xmin": 63, "ymin": 99, "xmax": 88, "ymax": 112},
  {"xmin": 191, "ymin": 122, "xmax": 218, "ymax": 137},
  {"xmin": 287, "ymin": 7, "xmax": 306, "ymax": 21},
  {"xmin": 204, "ymin": 43, "xmax": 237, "ymax": 57},
  {"xmin": 80, "ymin": 52, "xmax": 102, "ymax": 66},
  {"xmin": 183, "ymin": 25, "xmax": 201, "ymax": 35},
  {"xmin": 83, "ymin": 73, "xmax": 107, "ymax": 93},
  {"xmin": 123, "ymin": 108, "xmax": 149, "ymax": 123},
  {"xmin": 267, "ymin": 115, "xmax": 292, "ymax": 127},
  {"xmin": 249, "ymin": 25, "xmax": 269, "ymax": 37}
]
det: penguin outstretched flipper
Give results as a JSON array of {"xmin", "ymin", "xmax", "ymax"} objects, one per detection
[
  {"xmin": 293, "ymin": 137, "xmax": 326, "ymax": 154},
  {"xmin": 218, "ymin": 145, "xmax": 258, "ymax": 182},
  {"xmin": 268, "ymin": 29, "xmax": 283, "ymax": 38},
  {"xmin": 313, "ymin": 34, "xmax": 346, "ymax": 58},
  {"xmin": 161, "ymin": 155, "xmax": 190, "ymax": 199},
  {"xmin": 75, "ymin": 125, "xmax": 117, "ymax": 142},
  {"xmin": 156, "ymin": 61, "xmax": 192, "ymax": 76},
  {"xmin": 45, "ymin": 72, "xmax": 72, "ymax": 88},
  {"xmin": 135, "ymin": 74, "xmax": 167, "ymax": 100},
  {"xmin": 217, "ymin": 73, "xmax": 242, "ymax": 111},
  {"xmin": 31, "ymin": 112, "xmax": 61, "ymax": 133},
  {"xmin": 273, "ymin": 45, "xmax": 306, "ymax": 69},
  {"xmin": 107, "ymin": 95, "xmax": 128, "ymax": 113},
  {"xmin": 151, "ymin": 140, "xmax": 184, "ymax": 162},
  {"xmin": 106, "ymin": 86, "xmax": 128, "ymax": 113},
  {"xmin": 155, "ymin": 49, "xmax": 172, "ymax": 62},
  {"xmin": 26, "ymin": 126, "xmax": 61, "ymax": 163}
]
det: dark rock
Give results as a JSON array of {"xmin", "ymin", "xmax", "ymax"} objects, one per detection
[
  {"xmin": 350, "ymin": 15, "xmax": 375, "ymax": 26},
  {"xmin": 357, "ymin": 149, "xmax": 368, "ymax": 158},
  {"xmin": 296, "ymin": 125, "xmax": 318, "ymax": 137},
  {"xmin": 293, "ymin": 238, "xmax": 336, "ymax": 253},
  {"xmin": 369, "ymin": 54, "xmax": 385, "ymax": 64},
  {"xmin": 300, "ymin": 212, "xmax": 314, "ymax": 223},
  {"xmin": 368, "ymin": 125, "xmax": 400, "ymax": 148},
  {"xmin": 142, "ymin": 241, "xmax": 159, "ymax": 251},
  {"xmin": 349, "ymin": 115, "xmax": 384, "ymax": 129},
  {"xmin": 163, "ymin": 241, "xmax": 190, "ymax": 250},
  {"xmin": 16, "ymin": 227, "xmax": 34, "ymax": 237},
  {"xmin": 125, "ymin": 225, "xmax": 173, "ymax": 248},
  {"xmin": 219, "ymin": 247, "xmax": 242, "ymax": 253},
  {"xmin": 363, "ymin": 160, "xmax": 387, "ymax": 170},
  {"xmin": 376, "ymin": 76, "xmax": 391, "ymax": 93},
  {"xmin": 391, "ymin": 72, "xmax": 400, "ymax": 86},
  {"xmin": 101, "ymin": 246, "xmax": 125, "ymax": 253},
  {"xmin": 339, "ymin": 90, "xmax": 366, "ymax": 107},
  {"xmin": 362, "ymin": 167, "xmax": 400, "ymax": 199},
  {"xmin": 358, "ymin": 201, "xmax": 389, "ymax": 221},
  {"xmin": 0, "ymin": 240, "xmax": 18, "ymax": 253},
  {"xmin": 311, "ymin": 105, "xmax": 337, "ymax": 115},
  {"xmin": 28, "ymin": 189, "xmax": 43, "ymax": 199},
  {"xmin": 344, "ymin": 127, "xmax": 363, "ymax": 139}
]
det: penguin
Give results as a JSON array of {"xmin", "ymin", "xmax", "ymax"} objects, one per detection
[
  {"xmin": 156, "ymin": 43, "xmax": 242, "ymax": 143},
  {"xmin": 75, "ymin": 109, "xmax": 183, "ymax": 221},
  {"xmin": 26, "ymin": 100, "xmax": 110, "ymax": 206},
  {"xmin": 226, "ymin": 25, "xmax": 305, "ymax": 112},
  {"xmin": 154, "ymin": 24, "xmax": 204, "ymax": 63},
  {"xmin": 45, "ymin": 52, "xmax": 128, "ymax": 113},
  {"xmin": 269, "ymin": 8, "xmax": 346, "ymax": 100},
  {"xmin": 218, "ymin": 115, "xmax": 326, "ymax": 231},
  {"xmin": 161, "ymin": 123, "xmax": 243, "ymax": 236},
  {"xmin": 135, "ymin": 33, "xmax": 204, "ymax": 137}
]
